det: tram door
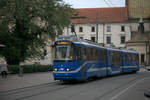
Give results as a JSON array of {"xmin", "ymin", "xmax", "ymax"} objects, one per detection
[
  {"xmin": 76, "ymin": 46, "xmax": 86, "ymax": 80},
  {"xmin": 109, "ymin": 51, "xmax": 122, "ymax": 74}
]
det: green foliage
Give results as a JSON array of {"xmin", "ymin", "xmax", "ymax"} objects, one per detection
[
  {"xmin": 8, "ymin": 65, "xmax": 52, "ymax": 74},
  {"xmin": 0, "ymin": 0, "xmax": 73, "ymax": 65}
]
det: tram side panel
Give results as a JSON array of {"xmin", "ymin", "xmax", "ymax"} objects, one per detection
[{"xmin": 85, "ymin": 47, "xmax": 107, "ymax": 79}]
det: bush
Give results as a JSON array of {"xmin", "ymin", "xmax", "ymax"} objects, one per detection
[
  {"xmin": 8, "ymin": 64, "xmax": 53, "ymax": 74},
  {"xmin": 8, "ymin": 65, "xmax": 19, "ymax": 74}
]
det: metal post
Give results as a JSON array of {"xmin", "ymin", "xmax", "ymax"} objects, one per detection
[
  {"xmin": 96, "ymin": 13, "xmax": 98, "ymax": 43},
  {"xmin": 18, "ymin": 65, "xmax": 23, "ymax": 77},
  {"xmin": 103, "ymin": 23, "xmax": 105, "ymax": 45}
]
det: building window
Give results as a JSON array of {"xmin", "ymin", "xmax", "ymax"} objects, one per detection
[
  {"xmin": 91, "ymin": 27, "xmax": 95, "ymax": 32},
  {"xmin": 121, "ymin": 26, "xmax": 125, "ymax": 32},
  {"xmin": 106, "ymin": 36, "xmax": 111, "ymax": 44},
  {"xmin": 107, "ymin": 26, "xmax": 111, "ymax": 32},
  {"xmin": 79, "ymin": 27, "xmax": 83, "ymax": 32},
  {"xmin": 121, "ymin": 36, "xmax": 125, "ymax": 44},
  {"xmin": 91, "ymin": 37, "xmax": 95, "ymax": 42}
]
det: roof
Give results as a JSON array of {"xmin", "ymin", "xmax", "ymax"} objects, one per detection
[{"xmin": 71, "ymin": 7, "xmax": 128, "ymax": 24}]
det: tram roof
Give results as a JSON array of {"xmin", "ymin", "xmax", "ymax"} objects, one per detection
[
  {"xmin": 121, "ymin": 49, "xmax": 138, "ymax": 54},
  {"xmin": 74, "ymin": 41, "xmax": 106, "ymax": 49},
  {"xmin": 55, "ymin": 35, "xmax": 138, "ymax": 54}
]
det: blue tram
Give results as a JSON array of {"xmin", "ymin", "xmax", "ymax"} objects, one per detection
[{"xmin": 52, "ymin": 35, "xmax": 139, "ymax": 81}]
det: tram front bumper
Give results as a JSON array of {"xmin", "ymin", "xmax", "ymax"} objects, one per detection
[{"xmin": 53, "ymin": 71, "xmax": 81, "ymax": 80}]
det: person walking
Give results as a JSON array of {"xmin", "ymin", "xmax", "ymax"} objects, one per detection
[{"xmin": 0, "ymin": 62, "xmax": 8, "ymax": 78}]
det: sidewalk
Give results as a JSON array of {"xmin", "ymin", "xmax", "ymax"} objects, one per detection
[{"xmin": 0, "ymin": 72, "xmax": 54, "ymax": 92}]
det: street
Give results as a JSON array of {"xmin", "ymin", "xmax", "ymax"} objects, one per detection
[{"xmin": 0, "ymin": 70, "xmax": 150, "ymax": 100}]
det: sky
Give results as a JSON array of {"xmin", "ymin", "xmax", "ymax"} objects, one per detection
[{"xmin": 63, "ymin": 0, "xmax": 125, "ymax": 8}]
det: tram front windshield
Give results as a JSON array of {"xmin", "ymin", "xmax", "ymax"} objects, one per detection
[{"xmin": 54, "ymin": 43, "xmax": 74, "ymax": 61}]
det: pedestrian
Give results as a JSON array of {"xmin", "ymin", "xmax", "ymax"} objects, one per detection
[{"xmin": 0, "ymin": 62, "xmax": 8, "ymax": 78}]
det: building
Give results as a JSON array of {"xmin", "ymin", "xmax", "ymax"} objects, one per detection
[
  {"xmin": 63, "ymin": 7, "xmax": 130, "ymax": 48},
  {"xmin": 126, "ymin": 0, "xmax": 150, "ymax": 19},
  {"xmin": 126, "ymin": 0, "xmax": 150, "ymax": 65},
  {"xmin": 126, "ymin": 33, "xmax": 149, "ymax": 65}
]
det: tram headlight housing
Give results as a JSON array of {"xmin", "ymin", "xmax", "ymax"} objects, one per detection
[{"xmin": 54, "ymin": 68, "xmax": 58, "ymax": 72}]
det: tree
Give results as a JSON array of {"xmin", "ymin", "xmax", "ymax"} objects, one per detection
[{"xmin": 0, "ymin": 0, "xmax": 73, "ymax": 65}]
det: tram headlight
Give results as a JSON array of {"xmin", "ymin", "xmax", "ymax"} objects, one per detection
[
  {"xmin": 54, "ymin": 68, "xmax": 58, "ymax": 72},
  {"xmin": 66, "ymin": 68, "xmax": 70, "ymax": 72}
]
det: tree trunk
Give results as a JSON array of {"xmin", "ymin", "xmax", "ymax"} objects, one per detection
[{"xmin": 149, "ymin": 34, "xmax": 150, "ymax": 65}]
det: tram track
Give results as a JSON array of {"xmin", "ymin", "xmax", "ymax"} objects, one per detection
[
  {"xmin": 93, "ymin": 72, "xmax": 150, "ymax": 100},
  {"xmin": 60, "ymin": 72, "xmax": 150, "ymax": 100},
  {"xmin": 0, "ymin": 81, "xmax": 76, "ymax": 100},
  {"xmin": 14, "ymin": 85, "xmax": 69, "ymax": 100},
  {"xmin": 94, "ymin": 76, "xmax": 139, "ymax": 100},
  {"xmin": 60, "ymin": 73, "xmax": 139, "ymax": 100},
  {"xmin": 1, "ymin": 72, "xmax": 150, "ymax": 100},
  {"xmin": 0, "ymin": 82, "xmax": 57, "ymax": 95}
]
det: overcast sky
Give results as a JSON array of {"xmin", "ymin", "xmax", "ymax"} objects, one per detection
[{"xmin": 63, "ymin": 0, "xmax": 125, "ymax": 8}]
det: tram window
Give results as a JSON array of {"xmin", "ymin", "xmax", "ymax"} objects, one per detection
[
  {"xmin": 125, "ymin": 53, "xmax": 127, "ymax": 62},
  {"xmin": 110, "ymin": 51, "xmax": 121, "ymax": 67},
  {"xmin": 132, "ymin": 54, "xmax": 136, "ymax": 62},
  {"xmin": 76, "ymin": 46, "xmax": 86, "ymax": 60},
  {"xmin": 76, "ymin": 47, "xmax": 81, "ymax": 60},
  {"xmin": 91, "ymin": 49, "xmax": 94, "ymax": 60},
  {"xmin": 95, "ymin": 49, "xmax": 99, "ymax": 61},
  {"xmin": 81, "ymin": 47, "xmax": 86, "ymax": 60},
  {"xmin": 93, "ymin": 48, "xmax": 96, "ymax": 60},
  {"xmin": 87, "ymin": 49, "xmax": 90, "ymax": 60},
  {"xmin": 125, "ymin": 53, "xmax": 130, "ymax": 62},
  {"xmin": 88, "ymin": 48, "xmax": 94, "ymax": 61},
  {"xmin": 125, "ymin": 53, "xmax": 137, "ymax": 62},
  {"xmin": 70, "ymin": 46, "xmax": 75, "ymax": 60},
  {"xmin": 136, "ymin": 54, "xmax": 139, "ymax": 62},
  {"xmin": 97, "ymin": 49, "xmax": 106, "ymax": 62},
  {"xmin": 88, "ymin": 48, "xmax": 92, "ymax": 61},
  {"xmin": 103, "ymin": 50, "xmax": 106, "ymax": 61},
  {"xmin": 87, "ymin": 48, "xmax": 106, "ymax": 61},
  {"xmin": 128, "ymin": 54, "xmax": 131, "ymax": 62}
]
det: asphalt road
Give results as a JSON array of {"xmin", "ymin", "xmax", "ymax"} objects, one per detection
[{"xmin": 1, "ymin": 71, "xmax": 150, "ymax": 100}]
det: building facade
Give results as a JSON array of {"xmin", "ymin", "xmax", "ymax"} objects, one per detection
[
  {"xmin": 126, "ymin": 0, "xmax": 150, "ymax": 65},
  {"xmin": 126, "ymin": 0, "xmax": 150, "ymax": 19},
  {"xmin": 63, "ymin": 7, "xmax": 130, "ymax": 48}
]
